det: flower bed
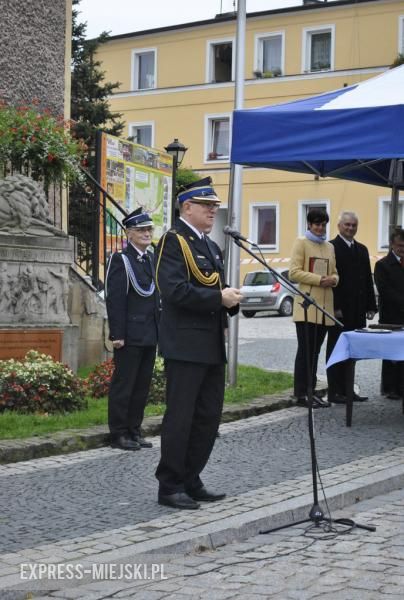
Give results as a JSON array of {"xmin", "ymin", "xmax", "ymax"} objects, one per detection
[
  {"xmin": 86, "ymin": 355, "xmax": 166, "ymax": 404},
  {"xmin": 0, "ymin": 351, "xmax": 87, "ymax": 414}
]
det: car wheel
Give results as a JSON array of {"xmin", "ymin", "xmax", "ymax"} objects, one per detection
[
  {"xmin": 279, "ymin": 297, "xmax": 293, "ymax": 317},
  {"xmin": 242, "ymin": 310, "xmax": 256, "ymax": 318}
]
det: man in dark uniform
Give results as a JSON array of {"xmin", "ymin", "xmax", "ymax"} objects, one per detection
[
  {"xmin": 326, "ymin": 211, "xmax": 377, "ymax": 403},
  {"xmin": 155, "ymin": 178, "xmax": 242, "ymax": 510},
  {"xmin": 105, "ymin": 209, "xmax": 159, "ymax": 451},
  {"xmin": 374, "ymin": 228, "xmax": 404, "ymax": 399}
]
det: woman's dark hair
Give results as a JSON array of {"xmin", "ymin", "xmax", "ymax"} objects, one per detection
[{"xmin": 307, "ymin": 209, "xmax": 329, "ymax": 225}]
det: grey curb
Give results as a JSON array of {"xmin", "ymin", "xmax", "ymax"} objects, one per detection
[
  {"xmin": 0, "ymin": 390, "xmax": 295, "ymax": 465},
  {"xmin": 2, "ymin": 457, "xmax": 403, "ymax": 594}
]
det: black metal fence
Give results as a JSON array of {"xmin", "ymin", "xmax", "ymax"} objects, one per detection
[{"xmin": 68, "ymin": 168, "xmax": 127, "ymax": 290}]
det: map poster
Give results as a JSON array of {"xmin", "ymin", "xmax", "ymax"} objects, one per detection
[{"xmin": 98, "ymin": 132, "xmax": 173, "ymax": 270}]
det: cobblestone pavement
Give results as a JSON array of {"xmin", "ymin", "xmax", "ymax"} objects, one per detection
[
  {"xmin": 1, "ymin": 314, "xmax": 403, "ymax": 599},
  {"xmin": 1, "ymin": 397, "xmax": 404, "ymax": 556},
  {"xmin": 17, "ymin": 487, "xmax": 403, "ymax": 599}
]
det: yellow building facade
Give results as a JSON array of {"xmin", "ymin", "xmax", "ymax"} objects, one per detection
[{"xmin": 96, "ymin": 0, "xmax": 404, "ymax": 276}]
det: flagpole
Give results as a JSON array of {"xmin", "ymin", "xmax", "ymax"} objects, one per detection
[{"xmin": 226, "ymin": 0, "xmax": 246, "ymax": 386}]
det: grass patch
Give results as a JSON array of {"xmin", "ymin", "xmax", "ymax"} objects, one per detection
[{"xmin": 0, "ymin": 365, "xmax": 292, "ymax": 440}]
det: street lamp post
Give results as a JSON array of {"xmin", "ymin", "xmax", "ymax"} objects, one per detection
[{"xmin": 164, "ymin": 138, "xmax": 188, "ymax": 227}]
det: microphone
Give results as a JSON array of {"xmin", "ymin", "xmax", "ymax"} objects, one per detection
[{"xmin": 223, "ymin": 225, "xmax": 255, "ymax": 246}]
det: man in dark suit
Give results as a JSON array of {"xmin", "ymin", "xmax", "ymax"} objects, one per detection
[
  {"xmin": 105, "ymin": 209, "xmax": 159, "ymax": 451},
  {"xmin": 326, "ymin": 211, "xmax": 377, "ymax": 403},
  {"xmin": 374, "ymin": 228, "xmax": 404, "ymax": 399},
  {"xmin": 155, "ymin": 178, "xmax": 242, "ymax": 510}
]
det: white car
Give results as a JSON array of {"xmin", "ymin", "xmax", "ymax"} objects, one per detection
[{"xmin": 240, "ymin": 269, "xmax": 295, "ymax": 318}]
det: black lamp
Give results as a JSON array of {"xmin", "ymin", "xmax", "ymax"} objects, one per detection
[
  {"xmin": 164, "ymin": 138, "xmax": 188, "ymax": 226},
  {"xmin": 164, "ymin": 138, "xmax": 188, "ymax": 167}
]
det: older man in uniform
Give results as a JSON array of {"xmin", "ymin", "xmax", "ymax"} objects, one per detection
[
  {"xmin": 105, "ymin": 209, "xmax": 159, "ymax": 451},
  {"xmin": 155, "ymin": 178, "xmax": 242, "ymax": 510}
]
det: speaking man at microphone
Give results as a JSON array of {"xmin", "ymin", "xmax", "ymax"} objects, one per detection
[{"xmin": 155, "ymin": 177, "xmax": 242, "ymax": 510}]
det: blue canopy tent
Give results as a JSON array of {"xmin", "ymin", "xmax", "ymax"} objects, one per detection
[{"xmin": 231, "ymin": 65, "xmax": 404, "ymax": 222}]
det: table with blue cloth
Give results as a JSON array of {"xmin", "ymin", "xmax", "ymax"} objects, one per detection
[{"xmin": 326, "ymin": 330, "xmax": 404, "ymax": 426}]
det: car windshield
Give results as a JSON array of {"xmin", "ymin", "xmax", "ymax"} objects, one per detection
[{"xmin": 243, "ymin": 272, "xmax": 275, "ymax": 286}]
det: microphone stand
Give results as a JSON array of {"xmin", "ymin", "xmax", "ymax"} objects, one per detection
[{"xmin": 229, "ymin": 235, "xmax": 375, "ymax": 534}]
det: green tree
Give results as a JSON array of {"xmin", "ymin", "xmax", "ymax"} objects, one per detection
[
  {"xmin": 175, "ymin": 167, "xmax": 201, "ymax": 195},
  {"xmin": 71, "ymin": 0, "xmax": 124, "ymax": 171}
]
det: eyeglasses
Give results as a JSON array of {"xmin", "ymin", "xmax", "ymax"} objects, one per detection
[
  {"xmin": 133, "ymin": 226, "xmax": 154, "ymax": 232},
  {"xmin": 188, "ymin": 201, "xmax": 219, "ymax": 211}
]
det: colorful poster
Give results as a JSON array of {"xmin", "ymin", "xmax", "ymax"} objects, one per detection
[{"xmin": 99, "ymin": 133, "xmax": 173, "ymax": 260}]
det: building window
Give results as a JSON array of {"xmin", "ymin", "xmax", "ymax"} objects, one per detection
[
  {"xmin": 206, "ymin": 39, "xmax": 234, "ymax": 83},
  {"xmin": 132, "ymin": 48, "xmax": 156, "ymax": 90},
  {"xmin": 251, "ymin": 204, "xmax": 279, "ymax": 250},
  {"xmin": 255, "ymin": 32, "xmax": 284, "ymax": 76},
  {"xmin": 303, "ymin": 26, "xmax": 335, "ymax": 73},
  {"xmin": 205, "ymin": 115, "xmax": 231, "ymax": 161},
  {"xmin": 128, "ymin": 123, "xmax": 153, "ymax": 147},
  {"xmin": 298, "ymin": 201, "xmax": 330, "ymax": 237},
  {"xmin": 399, "ymin": 16, "xmax": 404, "ymax": 54},
  {"xmin": 378, "ymin": 197, "xmax": 404, "ymax": 250}
]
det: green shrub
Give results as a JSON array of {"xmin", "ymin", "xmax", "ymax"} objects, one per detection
[
  {"xmin": 0, "ymin": 350, "xmax": 87, "ymax": 414},
  {"xmin": 86, "ymin": 355, "xmax": 166, "ymax": 404}
]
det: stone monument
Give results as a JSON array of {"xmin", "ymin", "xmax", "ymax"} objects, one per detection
[{"xmin": 0, "ymin": 174, "xmax": 79, "ymax": 370}]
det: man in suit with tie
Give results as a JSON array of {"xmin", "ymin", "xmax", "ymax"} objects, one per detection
[
  {"xmin": 155, "ymin": 178, "xmax": 242, "ymax": 510},
  {"xmin": 374, "ymin": 228, "xmax": 404, "ymax": 399},
  {"xmin": 105, "ymin": 209, "xmax": 159, "ymax": 451},
  {"xmin": 326, "ymin": 211, "xmax": 377, "ymax": 403}
]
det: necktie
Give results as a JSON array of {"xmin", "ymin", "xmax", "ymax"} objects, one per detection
[{"xmin": 400, "ymin": 257, "xmax": 404, "ymax": 268}]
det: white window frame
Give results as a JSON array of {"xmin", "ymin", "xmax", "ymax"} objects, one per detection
[
  {"xmin": 378, "ymin": 196, "xmax": 404, "ymax": 251},
  {"xmin": 249, "ymin": 202, "xmax": 279, "ymax": 252},
  {"xmin": 205, "ymin": 37, "xmax": 235, "ymax": 83},
  {"xmin": 131, "ymin": 47, "xmax": 157, "ymax": 90},
  {"xmin": 128, "ymin": 121, "xmax": 155, "ymax": 148},
  {"xmin": 204, "ymin": 113, "xmax": 232, "ymax": 164},
  {"xmin": 254, "ymin": 31, "xmax": 285, "ymax": 77},
  {"xmin": 398, "ymin": 16, "xmax": 404, "ymax": 54},
  {"xmin": 301, "ymin": 25, "xmax": 335, "ymax": 73},
  {"xmin": 298, "ymin": 200, "xmax": 331, "ymax": 238}
]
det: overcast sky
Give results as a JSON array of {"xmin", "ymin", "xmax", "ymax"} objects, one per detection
[{"xmin": 78, "ymin": 0, "xmax": 307, "ymax": 38}]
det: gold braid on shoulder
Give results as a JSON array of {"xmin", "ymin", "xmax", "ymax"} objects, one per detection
[{"xmin": 156, "ymin": 232, "xmax": 221, "ymax": 291}]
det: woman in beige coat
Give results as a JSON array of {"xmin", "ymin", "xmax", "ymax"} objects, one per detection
[{"xmin": 289, "ymin": 209, "xmax": 338, "ymax": 409}]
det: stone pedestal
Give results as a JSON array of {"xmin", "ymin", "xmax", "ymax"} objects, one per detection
[{"xmin": 0, "ymin": 234, "xmax": 79, "ymax": 370}]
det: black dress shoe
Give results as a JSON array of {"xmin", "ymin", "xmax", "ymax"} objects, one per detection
[
  {"xmin": 353, "ymin": 392, "xmax": 368, "ymax": 402},
  {"xmin": 187, "ymin": 486, "xmax": 226, "ymax": 502},
  {"xmin": 329, "ymin": 393, "xmax": 347, "ymax": 404},
  {"xmin": 158, "ymin": 492, "xmax": 200, "ymax": 510},
  {"xmin": 111, "ymin": 435, "xmax": 140, "ymax": 451},
  {"xmin": 131, "ymin": 434, "xmax": 153, "ymax": 448},
  {"xmin": 296, "ymin": 396, "xmax": 323, "ymax": 409}
]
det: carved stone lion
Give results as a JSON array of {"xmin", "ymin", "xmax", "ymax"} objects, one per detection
[{"xmin": 0, "ymin": 174, "xmax": 62, "ymax": 235}]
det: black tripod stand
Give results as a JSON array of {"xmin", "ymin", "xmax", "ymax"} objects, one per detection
[{"xmin": 228, "ymin": 233, "xmax": 376, "ymax": 534}]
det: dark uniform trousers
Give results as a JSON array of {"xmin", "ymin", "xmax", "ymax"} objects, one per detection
[
  {"xmin": 294, "ymin": 322, "xmax": 328, "ymax": 397},
  {"xmin": 109, "ymin": 345, "xmax": 156, "ymax": 437},
  {"xmin": 156, "ymin": 360, "xmax": 225, "ymax": 495}
]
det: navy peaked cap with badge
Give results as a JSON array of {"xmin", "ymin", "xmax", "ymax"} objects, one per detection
[
  {"xmin": 122, "ymin": 207, "xmax": 153, "ymax": 229},
  {"xmin": 177, "ymin": 177, "xmax": 221, "ymax": 204}
]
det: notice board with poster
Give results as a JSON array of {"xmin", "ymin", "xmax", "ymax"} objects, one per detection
[{"xmin": 98, "ymin": 132, "xmax": 173, "ymax": 266}]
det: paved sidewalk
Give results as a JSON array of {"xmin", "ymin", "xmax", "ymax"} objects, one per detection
[
  {"xmin": 1, "ymin": 398, "xmax": 404, "ymax": 598},
  {"xmin": 0, "ymin": 390, "xmax": 295, "ymax": 465}
]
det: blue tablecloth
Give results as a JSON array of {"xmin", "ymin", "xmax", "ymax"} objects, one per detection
[{"xmin": 326, "ymin": 330, "xmax": 404, "ymax": 368}]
